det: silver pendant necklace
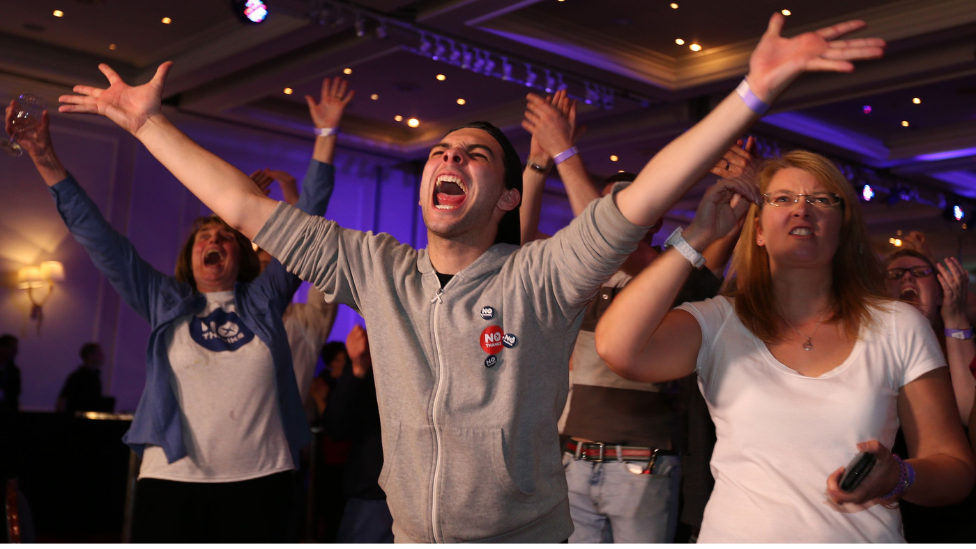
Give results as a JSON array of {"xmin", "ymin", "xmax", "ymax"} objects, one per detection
[{"xmin": 778, "ymin": 310, "xmax": 828, "ymax": 351}]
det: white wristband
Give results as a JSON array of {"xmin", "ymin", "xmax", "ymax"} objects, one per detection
[
  {"xmin": 664, "ymin": 227, "xmax": 706, "ymax": 269},
  {"xmin": 314, "ymin": 127, "xmax": 339, "ymax": 137}
]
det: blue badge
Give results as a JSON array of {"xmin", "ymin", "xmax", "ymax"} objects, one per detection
[
  {"xmin": 480, "ymin": 306, "xmax": 495, "ymax": 320},
  {"xmin": 484, "ymin": 355, "xmax": 498, "ymax": 368},
  {"xmin": 502, "ymin": 333, "xmax": 517, "ymax": 348},
  {"xmin": 188, "ymin": 308, "xmax": 255, "ymax": 352}
]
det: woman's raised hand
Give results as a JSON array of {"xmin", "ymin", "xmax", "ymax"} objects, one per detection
[
  {"xmin": 747, "ymin": 13, "xmax": 885, "ymax": 102},
  {"xmin": 6, "ymin": 101, "xmax": 52, "ymax": 159},
  {"xmin": 939, "ymin": 257, "xmax": 971, "ymax": 328},
  {"xmin": 59, "ymin": 62, "xmax": 173, "ymax": 137},
  {"xmin": 711, "ymin": 136, "xmax": 759, "ymax": 182},
  {"xmin": 683, "ymin": 177, "xmax": 758, "ymax": 251}
]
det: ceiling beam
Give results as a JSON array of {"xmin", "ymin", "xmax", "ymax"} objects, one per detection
[{"xmin": 178, "ymin": 30, "xmax": 412, "ymax": 114}]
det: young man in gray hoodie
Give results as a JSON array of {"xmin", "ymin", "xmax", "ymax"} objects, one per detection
[{"xmin": 57, "ymin": 13, "xmax": 883, "ymax": 541}]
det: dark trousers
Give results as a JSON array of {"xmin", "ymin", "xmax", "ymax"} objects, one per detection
[
  {"xmin": 132, "ymin": 471, "xmax": 294, "ymax": 543},
  {"xmin": 336, "ymin": 497, "xmax": 394, "ymax": 543}
]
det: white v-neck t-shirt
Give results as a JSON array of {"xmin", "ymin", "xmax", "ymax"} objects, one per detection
[
  {"xmin": 676, "ymin": 297, "xmax": 943, "ymax": 543},
  {"xmin": 139, "ymin": 291, "xmax": 293, "ymax": 482}
]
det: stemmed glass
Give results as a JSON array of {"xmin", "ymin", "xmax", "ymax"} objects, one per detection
[{"xmin": 1, "ymin": 93, "xmax": 47, "ymax": 157}]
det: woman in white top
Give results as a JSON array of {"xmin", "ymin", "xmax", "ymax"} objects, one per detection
[{"xmin": 594, "ymin": 150, "xmax": 976, "ymax": 542}]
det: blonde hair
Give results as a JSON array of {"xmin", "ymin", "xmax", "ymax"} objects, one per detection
[{"xmin": 722, "ymin": 150, "xmax": 889, "ymax": 342}]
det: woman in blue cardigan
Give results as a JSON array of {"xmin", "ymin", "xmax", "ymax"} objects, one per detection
[{"xmin": 5, "ymin": 76, "xmax": 353, "ymax": 542}]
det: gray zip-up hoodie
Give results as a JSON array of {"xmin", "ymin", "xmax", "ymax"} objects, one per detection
[{"xmin": 255, "ymin": 189, "xmax": 646, "ymax": 542}]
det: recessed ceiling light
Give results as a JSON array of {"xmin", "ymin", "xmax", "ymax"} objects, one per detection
[
  {"xmin": 436, "ymin": 74, "xmax": 446, "ymax": 81},
  {"xmin": 370, "ymin": 93, "xmax": 379, "ymax": 100},
  {"xmin": 457, "ymin": 98, "xmax": 466, "ymax": 105},
  {"xmin": 618, "ymin": 169, "xmax": 625, "ymax": 173},
  {"xmin": 394, "ymin": 115, "xmax": 403, "ymax": 122},
  {"xmin": 53, "ymin": 10, "xmax": 64, "ymax": 17},
  {"xmin": 675, "ymin": 38, "xmax": 685, "ymax": 45},
  {"xmin": 671, "ymin": 3, "xmax": 679, "ymax": 8},
  {"xmin": 862, "ymin": 105, "xmax": 872, "ymax": 114},
  {"xmin": 781, "ymin": 9, "xmax": 791, "ymax": 16},
  {"xmin": 283, "ymin": 88, "xmax": 293, "ymax": 95},
  {"xmin": 343, "ymin": 68, "xmax": 352, "ymax": 75},
  {"xmin": 161, "ymin": 17, "xmax": 172, "ymax": 24},
  {"xmin": 912, "ymin": 97, "xmax": 921, "ymax": 104},
  {"xmin": 901, "ymin": 120, "xmax": 909, "ymax": 127},
  {"xmin": 689, "ymin": 43, "xmax": 702, "ymax": 52},
  {"xmin": 610, "ymin": 155, "xmax": 619, "ymax": 162},
  {"xmin": 407, "ymin": 118, "xmax": 420, "ymax": 128},
  {"xmin": 109, "ymin": 43, "xmax": 117, "ymax": 50}
]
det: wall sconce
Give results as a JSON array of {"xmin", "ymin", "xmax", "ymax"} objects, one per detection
[{"xmin": 18, "ymin": 261, "xmax": 65, "ymax": 334}]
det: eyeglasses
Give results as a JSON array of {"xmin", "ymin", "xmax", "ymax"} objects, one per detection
[
  {"xmin": 763, "ymin": 191, "xmax": 843, "ymax": 208},
  {"xmin": 885, "ymin": 266, "xmax": 934, "ymax": 280}
]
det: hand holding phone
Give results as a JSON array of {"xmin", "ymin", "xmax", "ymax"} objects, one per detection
[{"xmin": 839, "ymin": 451, "xmax": 877, "ymax": 493}]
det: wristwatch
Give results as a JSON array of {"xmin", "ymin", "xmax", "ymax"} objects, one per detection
[
  {"xmin": 663, "ymin": 227, "xmax": 706, "ymax": 269},
  {"xmin": 528, "ymin": 160, "xmax": 552, "ymax": 174},
  {"xmin": 945, "ymin": 327, "xmax": 975, "ymax": 340}
]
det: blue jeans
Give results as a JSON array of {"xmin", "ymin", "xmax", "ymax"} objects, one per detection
[{"xmin": 564, "ymin": 452, "xmax": 681, "ymax": 543}]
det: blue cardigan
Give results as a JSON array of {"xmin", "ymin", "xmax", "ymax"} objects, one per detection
[{"xmin": 49, "ymin": 161, "xmax": 335, "ymax": 468}]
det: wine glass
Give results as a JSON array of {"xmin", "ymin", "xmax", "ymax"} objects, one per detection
[{"xmin": 1, "ymin": 93, "xmax": 47, "ymax": 157}]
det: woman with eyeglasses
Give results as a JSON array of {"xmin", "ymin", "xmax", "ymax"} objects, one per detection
[
  {"xmin": 884, "ymin": 250, "xmax": 975, "ymax": 425},
  {"xmin": 594, "ymin": 150, "xmax": 975, "ymax": 542}
]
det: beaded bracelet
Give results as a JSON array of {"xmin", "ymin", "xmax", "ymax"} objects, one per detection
[{"xmin": 881, "ymin": 453, "xmax": 915, "ymax": 507}]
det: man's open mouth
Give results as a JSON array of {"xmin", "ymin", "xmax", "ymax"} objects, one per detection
[
  {"xmin": 434, "ymin": 174, "xmax": 467, "ymax": 210},
  {"xmin": 204, "ymin": 250, "xmax": 224, "ymax": 266}
]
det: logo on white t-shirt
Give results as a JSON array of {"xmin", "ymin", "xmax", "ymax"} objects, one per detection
[{"xmin": 189, "ymin": 308, "xmax": 255, "ymax": 352}]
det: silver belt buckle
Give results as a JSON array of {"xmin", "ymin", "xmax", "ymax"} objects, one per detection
[{"xmin": 583, "ymin": 441, "xmax": 605, "ymax": 462}]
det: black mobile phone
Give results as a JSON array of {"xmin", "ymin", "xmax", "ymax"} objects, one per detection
[{"xmin": 839, "ymin": 451, "xmax": 876, "ymax": 493}]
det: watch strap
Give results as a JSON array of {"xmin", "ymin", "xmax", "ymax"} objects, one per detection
[{"xmin": 664, "ymin": 227, "xmax": 706, "ymax": 269}]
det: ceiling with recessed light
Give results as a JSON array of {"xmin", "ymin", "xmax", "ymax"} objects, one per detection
[{"xmin": 1, "ymin": 0, "xmax": 975, "ymax": 258}]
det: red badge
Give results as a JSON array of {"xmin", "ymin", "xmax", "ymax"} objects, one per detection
[{"xmin": 480, "ymin": 325, "xmax": 504, "ymax": 355}]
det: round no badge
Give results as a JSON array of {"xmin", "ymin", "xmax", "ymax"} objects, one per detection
[{"xmin": 480, "ymin": 325, "xmax": 504, "ymax": 355}]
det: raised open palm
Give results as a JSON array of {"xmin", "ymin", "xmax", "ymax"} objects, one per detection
[
  {"xmin": 748, "ymin": 14, "xmax": 885, "ymax": 101},
  {"xmin": 306, "ymin": 76, "xmax": 355, "ymax": 129},
  {"xmin": 59, "ymin": 62, "xmax": 172, "ymax": 136}
]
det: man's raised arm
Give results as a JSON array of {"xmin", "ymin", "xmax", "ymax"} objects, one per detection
[{"xmin": 58, "ymin": 61, "xmax": 276, "ymax": 239}]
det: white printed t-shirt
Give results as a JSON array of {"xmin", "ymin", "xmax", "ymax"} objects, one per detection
[
  {"xmin": 676, "ymin": 297, "xmax": 943, "ymax": 543},
  {"xmin": 139, "ymin": 291, "xmax": 293, "ymax": 482}
]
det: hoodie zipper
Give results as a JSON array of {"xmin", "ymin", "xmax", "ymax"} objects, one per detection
[{"xmin": 428, "ymin": 285, "xmax": 446, "ymax": 542}]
